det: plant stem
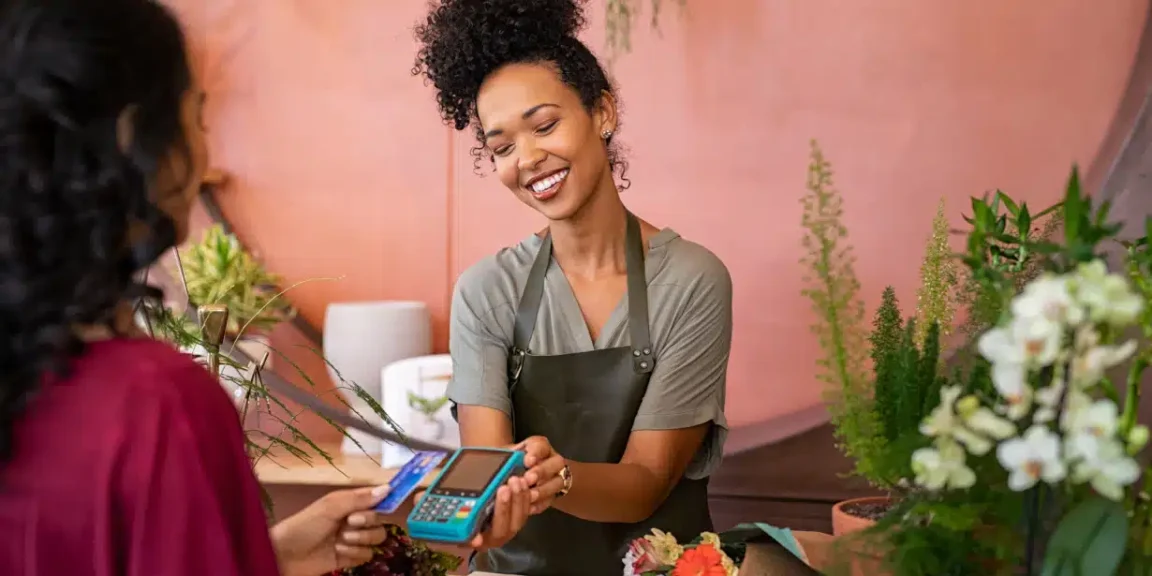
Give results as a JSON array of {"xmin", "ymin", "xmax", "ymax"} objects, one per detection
[{"xmin": 1122, "ymin": 354, "xmax": 1149, "ymax": 437}]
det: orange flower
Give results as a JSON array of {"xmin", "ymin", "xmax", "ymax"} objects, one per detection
[{"xmin": 671, "ymin": 543, "xmax": 727, "ymax": 576}]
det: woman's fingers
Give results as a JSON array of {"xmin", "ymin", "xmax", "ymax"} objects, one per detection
[
  {"xmin": 334, "ymin": 543, "xmax": 374, "ymax": 567},
  {"xmin": 508, "ymin": 477, "xmax": 530, "ymax": 534},
  {"xmin": 529, "ymin": 474, "xmax": 566, "ymax": 509},
  {"xmin": 340, "ymin": 526, "xmax": 389, "ymax": 546},
  {"xmin": 482, "ymin": 484, "xmax": 512, "ymax": 547},
  {"xmin": 345, "ymin": 510, "xmax": 388, "ymax": 529},
  {"xmin": 515, "ymin": 436, "xmax": 553, "ymax": 468},
  {"xmin": 524, "ymin": 453, "xmax": 566, "ymax": 487}
]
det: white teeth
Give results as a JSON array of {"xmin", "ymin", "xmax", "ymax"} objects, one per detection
[{"xmin": 531, "ymin": 170, "xmax": 568, "ymax": 194}]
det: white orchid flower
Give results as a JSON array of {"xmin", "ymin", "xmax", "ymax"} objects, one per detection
[
  {"xmin": 1071, "ymin": 260, "xmax": 1143, "ymax": 327},
  {"xmin": 1012, "ymin": 275, "xmax": 1084, "ymax": 327},
  {"xmin": 962, "ymin": 404, "xmax": 1016, "ymax": 441},
  {"xmin": 912, "ymin": 440, "xmax": 976, "ymax": 491},
  {"xmin": 1069, "ymin": 340, "xmax": 1137, "ymax": 390},
  {"xmin": 997, "ymin": 426, "xmax": 1067, "ymax": 491},
  {"xmin": 1066, "ymin": 434, "xmax": 1140, "ymax": 501},
  {"xmin": 1065, "ymin": 398, "xmax": 1120, "ymax": 439},
  {"xmin": 920, "ymin": 385, "xmax": 963, "ymax": 438},
  {"xmin": 1033, "ymin": 379, "xmax": 1065, "ymax": 424}
]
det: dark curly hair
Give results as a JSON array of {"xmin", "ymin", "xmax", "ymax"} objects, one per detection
[
  {"xmin": 0, "ymin": 0, "xmax": 193, "ymax": 462},
  {"xmin": 413, "ymin": 0, "xmax": 629, "ymax": 188}
]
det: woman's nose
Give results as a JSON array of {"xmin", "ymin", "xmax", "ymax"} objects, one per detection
[{"xmin": 517, "ymin": 145, "xmax": 546, "ymax": 171}]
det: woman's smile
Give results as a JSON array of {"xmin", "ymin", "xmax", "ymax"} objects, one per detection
[{"xmin": 526, "ymin": 168, "xmax": 569, "ymax": 201}]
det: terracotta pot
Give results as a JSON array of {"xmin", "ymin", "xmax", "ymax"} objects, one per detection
[
  {"xmin": 828, "ymin": 497, "xmax": 894, "ymax": 576},
  {"xmin": 831, "ymin": 496, "xmax": 892, "ymax": 536}
]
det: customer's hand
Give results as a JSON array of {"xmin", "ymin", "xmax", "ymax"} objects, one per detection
[
  {"xmin": 516, "ymin": 435, "xmax": 568, "ymax": 515},
  {"xmin": 270, "ymin": 485, "xmax": 392, "ymax": 576},
  {"xmin": 469, "ymin": 475, "xmax": 532, "ymax": 550}
]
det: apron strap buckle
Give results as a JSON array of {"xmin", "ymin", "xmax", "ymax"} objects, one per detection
[
  {"xmin": 631, "ymin": 347, "xmax": 655, "ymax": 374},
  {"xmin": 509, "ymin": 347, "xmax": 527, "ymax": 381}
]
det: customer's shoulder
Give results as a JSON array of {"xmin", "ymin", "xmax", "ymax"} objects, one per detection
[{"xmin": 78, "ymin": 338, "xmax": 228, "ymax": 409}]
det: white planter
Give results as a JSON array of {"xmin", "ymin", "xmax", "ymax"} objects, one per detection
[
  {"xmin": 381, "ymin": 354, "xmax": 460, "ymax": 468},
  {"xmin": 323, "ymin": 301, "xmax": 432, "ymax": 456}
]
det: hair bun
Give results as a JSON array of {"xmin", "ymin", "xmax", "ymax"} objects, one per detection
[{"xmin": 414, "ymin": 0, "xmax": 590, "ymax": 130}]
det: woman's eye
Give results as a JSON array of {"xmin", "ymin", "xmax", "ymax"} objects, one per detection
[
  {"xmin": 493, "ymin": 144, "xmax": 513, "ymax": 157},
  {"xmin": 536, "ymin": 120, "xmax": 558, "ymax": 135}
]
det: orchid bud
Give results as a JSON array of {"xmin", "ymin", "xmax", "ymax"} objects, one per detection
[
  {"xmin": 1128, "ymin": 425, "xmax": 1149, "ymax": 455},
  {"xmin": 956, "ymin": 395, "xmax": 980, "ymax": 416}
]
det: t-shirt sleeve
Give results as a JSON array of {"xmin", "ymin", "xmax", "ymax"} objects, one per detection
[
  {"xmin": 632, "ymin": 255, "xmax": 733, "ymax": 479},
  {"xmin": 447, "ymin": 266, "xmax": 514, "ymax": 416},
  {"xmin": 116, "ymin": 362, "xmax": 280, "ymax": 576}
]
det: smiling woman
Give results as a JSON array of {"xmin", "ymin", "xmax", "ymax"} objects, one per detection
[{"xmin": 413, "ymin": 1, "xmax": 734, "ymax": 574}]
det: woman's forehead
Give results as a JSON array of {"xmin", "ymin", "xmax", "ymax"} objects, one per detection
[{"xmin": 477, "ymin": 62, "xmax": 577, "ymax": 125}]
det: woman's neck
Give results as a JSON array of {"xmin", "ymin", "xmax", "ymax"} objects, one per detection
[{"xmin": 548, "ymin": 183, "xmax": 630, "ymax": 279}]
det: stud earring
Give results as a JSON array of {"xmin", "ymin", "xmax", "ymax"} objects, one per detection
[{"xmin": 602, "ymin": 129, "xmax": 614, "ymax": 140}]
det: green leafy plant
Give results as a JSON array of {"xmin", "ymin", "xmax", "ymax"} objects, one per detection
[
  {"xmin": 407, "ymin": 391, "xmax": 450, "ymax": 418},
  {"xmin": 860, "ymin": 167, "xmax": 1152, "ymax": 576},
  {"xmin": 177, "ymin": 224, "xmax": 296, "ymax": 337}
]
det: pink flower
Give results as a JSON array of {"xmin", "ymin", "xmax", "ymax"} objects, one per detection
[{"xmin": 624, "ymin": 538, "xmax": 662, "ymax": 575}]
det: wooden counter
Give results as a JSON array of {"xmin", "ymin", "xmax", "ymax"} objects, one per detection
[{"xmin": 254, "ymin": 444, "xmax": 412, "ymax": 487}]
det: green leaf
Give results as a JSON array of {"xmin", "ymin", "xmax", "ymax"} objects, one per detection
[
  {"xmin": 1064, "ymin": 166, "xmax": 1084, "ymax": 245},
  {"xmin": 1041, "ymin": 495, "xmax": 1129, "ymax": 576},
  {"xmin": 996, "ymin": 189, "xmax": 1020, "ymax": 215}
]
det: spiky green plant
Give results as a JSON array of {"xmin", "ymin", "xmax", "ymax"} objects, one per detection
[
  {"xmin": 177, "ymin": 224, "xmax": 296, "ymax": 337},
  {"xmin": 914, "ymin": 199, "xmax": 958, "ymax": 346},
  {"xmin": 799, "ymin": 140, "xmax": 880, "ymax": 482}
]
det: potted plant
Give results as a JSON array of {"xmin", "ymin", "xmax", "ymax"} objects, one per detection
[
  {"xmin": 829, "ymin": 166, "xmax": 1152, "ymax": 576},
  {"xmin": 800, "ymin": 141, "xmax": 1061, "ymax": 541},
  {"xmin": 176, "ymin": 223, "xmax": 295, "ymax": 362},
  {"xmin": 800, "ymin": 142, "xmax": 952, "ymax": 535},
  {"xmin": 407, "ymin": 391, "xmax": 451, "ymax": 444}
]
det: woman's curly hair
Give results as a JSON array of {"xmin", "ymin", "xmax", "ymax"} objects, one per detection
[
  {"xmin": 0, "ymin": 0, "xmax": 193, "ymax": 462},
  {"xmin": 413, "ymin": 0, "xmax": 629, "ymax": 188}
]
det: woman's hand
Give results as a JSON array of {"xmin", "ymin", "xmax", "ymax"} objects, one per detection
[
  {"xmin": 270, "ymin": 485, "xmax": 392, "ymax": 576},
  {"xmin": 469, "ymin": 475, "xmax": 532, "ymax": 550},
  {"xmin": 516, "ymin": 435, "xmax": 568, "ymax": 515}
]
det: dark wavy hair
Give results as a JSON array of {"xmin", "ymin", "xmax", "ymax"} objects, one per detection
[
  {"xmin": 413, "ymin": 0, "xmax": 629, "ymax": 188},
  {"xmin": 0, "ymin": 0, "xmax": 193, "ymax": 461}
]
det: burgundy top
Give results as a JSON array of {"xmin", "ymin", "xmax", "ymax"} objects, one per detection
[{"xmin": 0, "ymin": 338, "xmax": 281, "ymax": 575}]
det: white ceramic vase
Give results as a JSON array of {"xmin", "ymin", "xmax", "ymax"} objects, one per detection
[
  {"xmin": 380, "ymin": 354, "xmax": 459, "ymax": 468},
  {"xmin": 323, "ymin": 301, "xmax": 432, "ymax": 456}
]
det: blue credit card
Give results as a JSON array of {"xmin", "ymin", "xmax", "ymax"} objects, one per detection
[{"xmin": 375, "ymin": 450, "xmax": 448, "ymax": 514}]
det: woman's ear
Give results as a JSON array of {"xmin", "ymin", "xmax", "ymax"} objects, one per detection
[
  {"xmin": 595, "ymin": 90, "xmax": 618, "ymax": 137},
  {"xmin": 116, "ymin": 104, "xmax": 138, "ymax": 153}
]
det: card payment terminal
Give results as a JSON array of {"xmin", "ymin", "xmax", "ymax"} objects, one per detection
[{"xmin": 406, "ymin": 447, "xmax": 527, "ymax": 544}]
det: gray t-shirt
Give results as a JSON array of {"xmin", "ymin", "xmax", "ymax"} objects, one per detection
[{"xmin": 447, "ymin": 228, "xmax": 731, "ymax": 479}]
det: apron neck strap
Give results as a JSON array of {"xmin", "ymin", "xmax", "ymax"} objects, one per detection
[{"xmin": 512, "ymin": 212, "xmax": 655, "ymax": 372}]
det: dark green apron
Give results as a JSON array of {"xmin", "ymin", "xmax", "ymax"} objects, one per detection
[{"xmin": 473, "ymin": 213, "xmax": 713, "ymax": 575}]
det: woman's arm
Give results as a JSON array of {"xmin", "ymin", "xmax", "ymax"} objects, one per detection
[{"xmin": 551, "ymin": 425, "xmax": 712, "ymax": 523}]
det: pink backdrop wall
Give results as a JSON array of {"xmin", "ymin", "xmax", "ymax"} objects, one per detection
[{"xmin": 167, "ymin": 0, "xmax": 1149, "ymax": 433}]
